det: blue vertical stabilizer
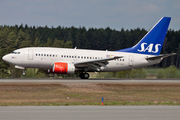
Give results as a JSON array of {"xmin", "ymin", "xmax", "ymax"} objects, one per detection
[{"xmin": 116, "ymin": 17, "xmax": 171, "ymax": 55}]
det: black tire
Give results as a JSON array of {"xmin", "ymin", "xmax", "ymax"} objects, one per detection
[
  {"xmin": 80, "ymin": 73, "xmax": 84, "ymax": 79},
  {"xmin": 84, "ymin": 73, "xmax": 89, "ymax": 79},
  {"xmin": 80, "ymin": 73, "xmax": 89, "ymax": 79}
]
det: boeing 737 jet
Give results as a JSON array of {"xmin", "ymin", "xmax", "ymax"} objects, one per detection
[{"xmin": 2, "ymin": 17, "xmax": 175, "ymax": 79}]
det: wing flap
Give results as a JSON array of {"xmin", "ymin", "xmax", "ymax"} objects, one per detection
[
  {"xmin": 74, "ymin": 56, "xmax": 123, "ymax": 65},
  {"xmin": 73, "ymin": 56, "xmax": 123, "ymax": 70}
]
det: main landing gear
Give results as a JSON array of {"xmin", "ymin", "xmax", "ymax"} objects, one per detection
[{"xmin": 79, "ymin": 72, "xmax": 89, "ymax": 79}]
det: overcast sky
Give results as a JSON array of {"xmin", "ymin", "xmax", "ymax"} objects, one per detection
[{"xmin": 0, "ymin": 0, "xmax": 179, "ymax": 31}]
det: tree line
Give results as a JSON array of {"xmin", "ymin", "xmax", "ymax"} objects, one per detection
[{"xmin": 0, "ymin": 24, "xmax": 180, "ymax": 76}]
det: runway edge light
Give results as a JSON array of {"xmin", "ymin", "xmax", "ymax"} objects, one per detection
[{"xmin": 102, "ymin": 97, "xmax": 103, "ymax": 106}]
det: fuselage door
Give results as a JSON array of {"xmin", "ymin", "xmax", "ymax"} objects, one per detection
[
  {"xmin": 129, "ymin": 55, "xmax": 134, "ymax": 66},
  {"xmin": 28, "ymin": 49, "xmax": 33, "ymax": 60}
]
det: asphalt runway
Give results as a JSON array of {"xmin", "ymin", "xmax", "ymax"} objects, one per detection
[
  {"xmin": 0, "ymin": 106, "xmax": 180, "ymax": 120},
  {"xmin": 0, "ymin": 78, "xmax": 180, "ymax": 83}
]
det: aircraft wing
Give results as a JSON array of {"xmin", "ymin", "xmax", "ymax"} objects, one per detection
[
  {"xmin": 73, "ymin": 56, "xmax": 123, "ymax": 71},
  {"xmin": 146, "ymin": 53, "xmax": 176, "ymax": 60}
]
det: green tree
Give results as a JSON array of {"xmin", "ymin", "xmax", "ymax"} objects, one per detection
[
  {"xmin": 52, "ymin": 39, "xmax": 64, "ymax": 48},
  {"xmin": 64, "ymin": 41, "xmax": 73, "ymax": 48},
  {"xmin": 165, "ymin": 65, "xmax": 178, "ymax": 78},
  {"xmin": 34, "ymin": 37, "xmax": 41, "ymax": 47},
  {"xmin": 46, "ymin": 38, "xmax": 52, "ymax": 47}
]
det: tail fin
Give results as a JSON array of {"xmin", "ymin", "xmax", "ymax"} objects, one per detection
[{"xmin": 116, "ymin": 17, "xmax": 171, "ymax": 55}]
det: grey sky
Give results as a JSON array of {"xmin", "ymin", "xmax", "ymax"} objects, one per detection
[{"xmin": 0, "ymin": 0, "xmax": 179, "ymax": 30}]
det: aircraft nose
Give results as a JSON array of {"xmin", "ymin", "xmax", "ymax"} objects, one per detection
[{"xmin": 2, "ymin": 55, "xmax": 9, "ymax": 62}]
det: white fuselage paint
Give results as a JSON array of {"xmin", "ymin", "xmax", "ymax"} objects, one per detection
[{"xmin": 3, "ymin": 47, "xmax": 162, "ymax": 72}]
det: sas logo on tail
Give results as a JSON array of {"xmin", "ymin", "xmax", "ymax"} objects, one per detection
[{"xmin": 137, "ymin": 43, "xmax": 161, "ymax": 53}]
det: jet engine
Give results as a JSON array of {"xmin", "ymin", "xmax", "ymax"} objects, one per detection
[{"xmin": 50, "ymin": 62, "xmax": 75, "ymax": 74}]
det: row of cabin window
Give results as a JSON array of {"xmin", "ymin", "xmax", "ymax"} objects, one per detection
[
  {"xmin": 61, "ymin": 55, "xmax": 102, "ymax": 59},
  {"xmin": 36, "ymin": 54, "xmax": 57, "ymax": 57},
  {"xmin": 61, "ymin": 55, "xmax": 124, "ymax": 61},
  {"xmin": 115, "ymin": 59, "xmax": 124, "ymax": 61}
]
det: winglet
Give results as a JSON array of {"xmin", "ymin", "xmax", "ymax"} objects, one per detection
[{"xmin": 116, "ymin": 17, "xmax": 171, "ymax": 55}]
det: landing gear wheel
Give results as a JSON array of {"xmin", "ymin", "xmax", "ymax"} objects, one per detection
[
  {"xmin": 80, "ymin": 73, "xmax": 84, "ymax": 79},
  {"xmin": 80, "ymin": 73, "xmax": 89, "ymax": 79},
  {"xmin": 84, "ymin": 73, "xmax": 89, "ymax": 79}
]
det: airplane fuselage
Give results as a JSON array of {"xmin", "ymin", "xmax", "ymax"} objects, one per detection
[{"xmin": 3, "ymin": 47, "xmax": 161, "ymax": 72}]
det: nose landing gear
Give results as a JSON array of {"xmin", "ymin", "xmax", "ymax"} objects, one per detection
[
  {"xmin": 22, "ymin": 69, "xmax": 26, "ymax": 76},
  {"xmin": 79, "ymin": 72, "xmax": 89, "ymax": 79}
]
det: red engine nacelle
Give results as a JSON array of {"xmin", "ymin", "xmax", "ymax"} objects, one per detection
[{"xmin": 49, "ymin": 62, "xmax": 75, "ymax": 74}]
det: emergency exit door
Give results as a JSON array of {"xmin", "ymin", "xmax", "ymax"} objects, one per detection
[{"xmin": 28, "ymin": 49, "xmax": 33, "ymax": 60}]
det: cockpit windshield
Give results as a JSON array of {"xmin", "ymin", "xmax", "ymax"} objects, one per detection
[{"xmin": 11, "ymin": 52, "xmax": 20, "ymax": 54}]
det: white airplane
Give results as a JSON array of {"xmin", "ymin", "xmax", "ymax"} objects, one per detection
[{"xmin": 2, "ymin": 17, "xmax": 176, "ymax": 79}]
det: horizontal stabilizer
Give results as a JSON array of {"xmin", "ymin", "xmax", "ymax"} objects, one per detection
[{"xmin": 146, "ymin": 53, "xmax": 176, "ymax": 60}]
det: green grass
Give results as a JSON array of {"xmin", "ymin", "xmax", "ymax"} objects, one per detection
[
  {"xmin": 1, "ymin": 101, "xmax": 180, "ymax": 106},
  {"xmin": 0, "ymin": 83, "xmax": 180, "ymax": 106}
]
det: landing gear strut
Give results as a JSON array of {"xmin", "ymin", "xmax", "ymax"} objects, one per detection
[
  {"xmin": 22, "ymin": 69, "xmax": 26, "ymax": 76},
  {"xmin": 80, "ymin": 72, "xmax": 89, "ymax": 79}
]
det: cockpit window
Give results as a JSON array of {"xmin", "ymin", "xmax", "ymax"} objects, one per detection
[{"xmin": 11, "ymin": 51, "xmax": 20, "ymax": 54}]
